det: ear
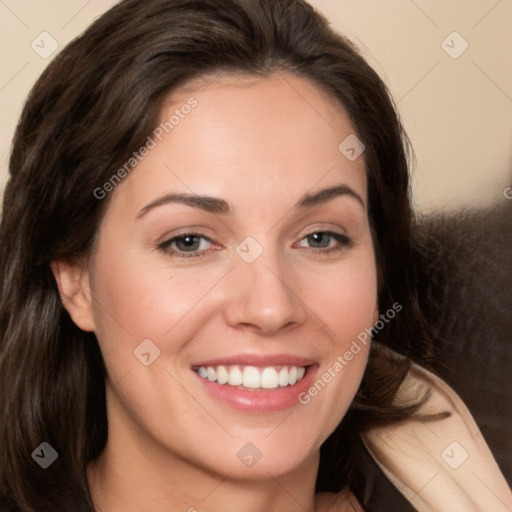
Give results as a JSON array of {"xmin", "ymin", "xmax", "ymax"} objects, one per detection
[{"xmin": 51, "ymin": 259, "xmax": 96, "ymax": 332}]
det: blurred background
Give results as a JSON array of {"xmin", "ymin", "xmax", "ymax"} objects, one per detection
[{"xmin": 1, "ymin": 0, "xmax": 511, "ymax": 213}]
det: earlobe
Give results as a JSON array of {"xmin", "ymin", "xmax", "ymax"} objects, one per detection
[{"xmin": 51, "ymin": 259, "xmax": 96, "ymax": 332}]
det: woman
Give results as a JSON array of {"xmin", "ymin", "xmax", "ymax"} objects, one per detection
[{"xmin": 0, "ymin": 0, "xmax": 509, "ymax": 510}]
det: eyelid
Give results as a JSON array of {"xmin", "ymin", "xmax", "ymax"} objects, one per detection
[{"xmin": 300, "ymin": 225, "xmax": 348, "ymax": 237}]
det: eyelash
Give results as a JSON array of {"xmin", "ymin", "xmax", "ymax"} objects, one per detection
[{"xmin": 158, "ymin": 231, "xmax": 353, "ymax": 259}]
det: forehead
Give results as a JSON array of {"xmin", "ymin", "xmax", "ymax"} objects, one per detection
[{"xmin": 110, "ymin": 72, "xmax": 367, "ymax": 214}]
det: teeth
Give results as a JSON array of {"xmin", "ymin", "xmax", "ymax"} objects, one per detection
[
  {"xmin": 217, "ymin": 365, "xmax": 229, "ymax": 385},
  {"xmin": 195, "ymin": 364, "xmax": 307, "ymax": 389},
  {"xmin": 228, "ymin": 366, "xmax": 243, "ymax": 386},
  {"xmin": 289, "ymin": 366, "xmax": 298, "ymax": 385},
  {"xmin": 242, "ymin": 366, "xmax": 260, "ymax": 388},
  {"xmin": 261, "ymin": 367, "xmax": 278, "ymax": 389},
  {"xmin": 278, "ymin": 367, "xmax": 289, "ymax": 387},
  {"xmin": 207, "ymin": 366, "xmax": 217, "ymax": 382}
]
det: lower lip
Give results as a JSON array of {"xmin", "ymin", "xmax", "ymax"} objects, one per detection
[{"xmin": 194, "ymin": 365, "xmax": 319, "ymax": 413}]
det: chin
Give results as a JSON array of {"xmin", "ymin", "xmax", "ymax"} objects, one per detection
[{"xmin": 183, "ymin": 428, "xmax": 322, "ymax": 481}]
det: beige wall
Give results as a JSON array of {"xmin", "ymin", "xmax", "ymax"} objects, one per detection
[{"xmin": 1, "ymin": 0, "xmax": 511, "ymax": 213}]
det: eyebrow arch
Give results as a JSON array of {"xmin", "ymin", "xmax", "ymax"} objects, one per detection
[
  {"xmin": 137, "ymin": 194, "xmax": 231, "ymax": 218},
  {"xmin": 297, "ymin": 184, "xmax": 365, "ymax": 209},
  {"xmin": 137, "ymin": 183, "xmax": 364, "ymax": 219}
]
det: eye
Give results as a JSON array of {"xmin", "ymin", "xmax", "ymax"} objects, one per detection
[
  {"xmin": 158, "ymin": 233, "xmax": 215, "ymax": 257},
  {"xmin": 296, "ymin": 231, "xmax": 352, "ymax": 253}
]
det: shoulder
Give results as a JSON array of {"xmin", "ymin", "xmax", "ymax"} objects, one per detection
[{"xmin": 362, "ymin": 364, "xmax": 512, "ymax": 512}]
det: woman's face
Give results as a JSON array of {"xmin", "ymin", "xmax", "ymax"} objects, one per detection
[{"xmin": 67, "ymin": 73, "xmax": 378, "ymax": 480}]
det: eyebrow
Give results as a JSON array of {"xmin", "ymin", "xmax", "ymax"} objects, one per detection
[
  {"xmin": 137, "ymin": 184, "xmax": 364, "ymax": 218},
  {"xmin": 297, "ymin": 184, "xmax": 365, "ymax": 209},
  {"xmin": 137, "ymin": 194, "xmax": 231, "ymax": 218}
]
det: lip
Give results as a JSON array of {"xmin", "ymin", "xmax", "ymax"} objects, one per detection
[
  {"xmin": 191, "ymin": 353, "xmax": 317, "ymax": 368},
  {"xmin": 192, "ymin": 357, "xmax": 319, "ymax": 413}
]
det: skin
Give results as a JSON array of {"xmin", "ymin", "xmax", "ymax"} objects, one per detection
[{"xmin": 53, "ymin": 72, "xmax": 377, "ymax": 512}]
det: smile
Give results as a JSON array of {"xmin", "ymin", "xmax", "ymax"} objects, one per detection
[
  {"xmin": 191, "ymin": 354, "xmax": 318, "ymax": 412},
  {"xmin": 194, "ymin": 365, "xmax": 307, "ymax": 389}
]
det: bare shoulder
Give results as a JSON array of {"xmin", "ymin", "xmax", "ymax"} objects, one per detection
[{"xmin": 316, "ymin": 490, "xmax": 364, "ymax": 512}]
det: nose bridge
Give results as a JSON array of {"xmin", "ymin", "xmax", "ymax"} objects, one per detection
[{"xmin": 224, "ymin": 242, "xmax": 305, "ymax": 333}]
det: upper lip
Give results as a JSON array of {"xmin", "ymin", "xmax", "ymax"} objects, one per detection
[{"xmin": 191, "ymin": 353, "xmax": 317, "ymax": 368}]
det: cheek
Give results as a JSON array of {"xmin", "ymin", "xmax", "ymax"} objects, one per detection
[
  {"xmin": 294, "ymin": 251, "xmax": 377, "ymax": 433},
  {"xmin": 334, "ymin": 269, "xmax": 378, "ymax": 339},
  {"xmin": 298, "ymin": 252, "xmax": 378, "ymax": 338},
  {"xmin": 88, "ymin": 245, "xmax": 230, "ymax": 371},
  {"xmin": 327, "ymin": 257, "xmax": 378, "ymax": 370}
]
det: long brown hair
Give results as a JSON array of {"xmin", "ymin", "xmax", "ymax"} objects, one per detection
[{"xmin": 0, "ymin": 0, "xmax": 430, "ymax": 509}]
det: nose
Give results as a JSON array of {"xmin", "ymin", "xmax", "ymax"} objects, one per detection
[{"xmin": 223, "ymin": 250, "xmax": 307, "ymax": 335}]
